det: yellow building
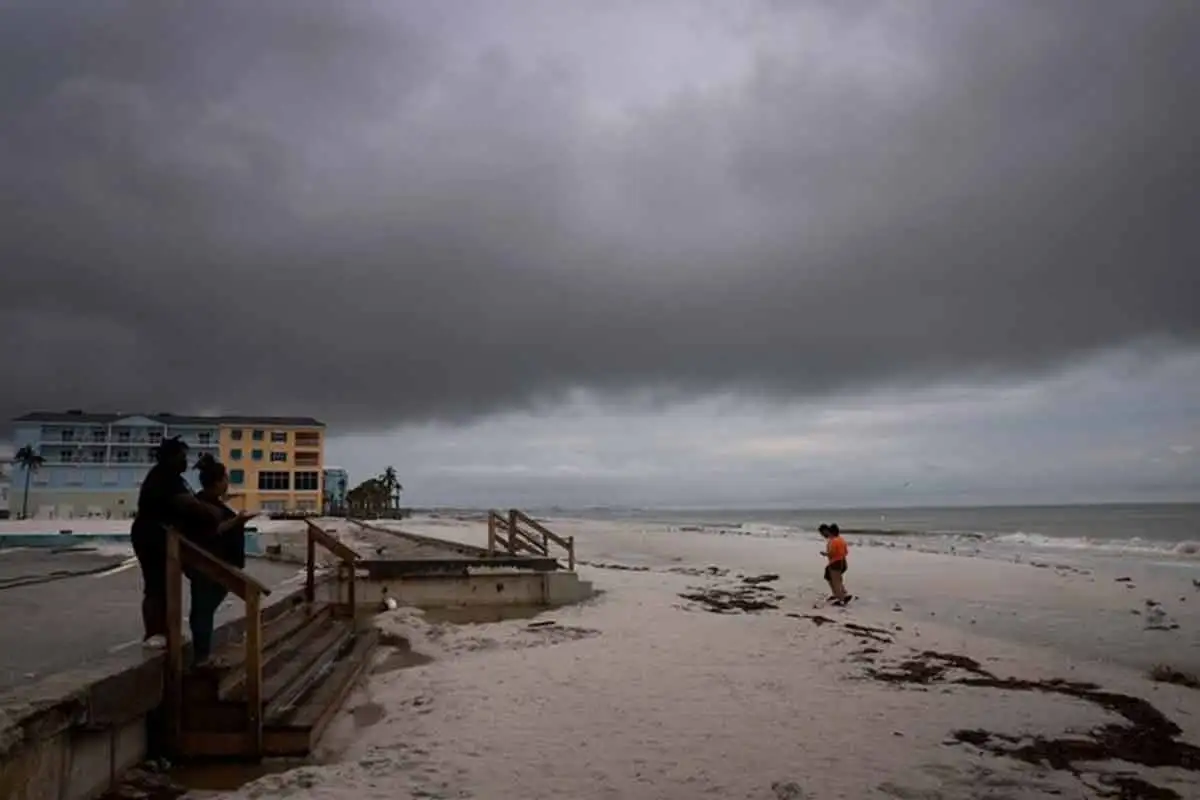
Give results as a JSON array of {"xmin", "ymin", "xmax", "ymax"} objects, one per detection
[{"xmin": 217, "ymin": 416, "xmax": 326, "ymax": 514}]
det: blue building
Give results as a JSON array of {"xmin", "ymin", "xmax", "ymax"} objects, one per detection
[
  {"xmin": 5, "ymin": 410, "xmax": 333, "ymax": 522},
  {"xmin": 323, "ymin": 466, "xmax": 349, "ymax": 514}
]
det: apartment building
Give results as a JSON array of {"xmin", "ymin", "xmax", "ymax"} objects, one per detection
[
  {"xmin": 9, "ymin": 411, "xmax": 325, "ymax": 519},
  {"xmin": 323, "ymin": 466, "xmax": 349, "ymax": 514},
  {"xmin": 219, "ymin": 420, "xmax": 326, "ymax": 514}
]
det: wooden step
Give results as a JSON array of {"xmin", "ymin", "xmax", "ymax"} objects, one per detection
[
  {"xmin": 261, "ymin": 628, "xmax": 381, "ymax": 757},
  {"xmin": 220, "ymin": 605, "xmax": 335, "ymax": 701},
  {"xmin": 255, "ymin": 619, "xmax": 355, "ymax": 713},
  {"xmin": 183, "ymin": 602, "xmax": 333, "ymax": 704},
  {"xmin": 176, "ymin": 627, "xmax": 378, "ymax": 759}
]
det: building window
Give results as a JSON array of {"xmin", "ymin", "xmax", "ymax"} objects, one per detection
[
  {"xmin": 91, "ymin": 450, "xmax": 105, "ymax": 463},
  {"xmin": 61, "ymin": 428, "xmax": 75, "ymax": 442},
  {"xmin": 271, "ymin": 431, "xmax": 288, "ymax": 444},
  {"xmin": 117, "ymin": 429, "xmax": 131, "ymax": 443},
  {"xmin": 91, "ymin": 429, "xmax": 107, "ymax": 443},
  {"xmin": 230, "ymin": 429, "xmax": 243, "ymax": 441},
  {"xmin": 147, "ymin": 429, "xmax": 162, "ymax": 444},
  {"xmin": 270, "ymin": 452, "xmax": 287, "ymax": 463},
  {"xmin": 116, "ymin": 449, "xmax": 130, "ymax": 463},
  {"xmin": 230, "ymin": 469, "xmax": 245, "ymax": 485},
  {"xmin": 251, "ymin": 449, "xmax": 263, "ymax": 461},
  {"xmin": 258, "ymin": 471, "xmax": 290, "ymax": 491},
  {"xmin": 294, "ymin": 471, "xmax": 320, "ymax": 491},
  {"xmin": 198, "ymin": 432, "xmax": 213, "ymax": 445},
  {"xmin": 252, "ymin": 430, "xmax": 264, "ymax": 441},
  {"xmin": 294, "ymin": 432, "xmax": 320, "ymax": 448},
  {"xmin": 296, "ymin": 500, "xmax": 317, "ymax": 512},
  {"xmin": 294, "ymin": 451, "xmax": 319, "ymax": 467},
  {"xmin": 230, "ymin": 448, "xmax": 243, "ymax": 461}
]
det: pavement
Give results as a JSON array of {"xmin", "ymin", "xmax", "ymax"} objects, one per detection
[{"xmin": 0, "ymin": 546, "xmax": 306, "ymax": 692}]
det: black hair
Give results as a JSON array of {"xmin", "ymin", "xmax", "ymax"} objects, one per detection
[
  {"xmin": 195, "ymin": 453, "xmax": 227, "ymax": 489},
  {"xmin": 818, "ymin": 524, "xmax": 830, "ymax": 534},
  {"xmin": 828, "ymin": 523, "xmax": 840, "ymax": 535},
  {"xmin": 153, "ymin": 436, "xmax": 189, "ymax": 463}
]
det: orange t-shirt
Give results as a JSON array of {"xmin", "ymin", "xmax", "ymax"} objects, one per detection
[{"xmin": 826, "ymin": 535, "xmax": 848, "ymax": 563}]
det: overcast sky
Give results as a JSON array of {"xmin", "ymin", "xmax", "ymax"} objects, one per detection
[{"xmin": 1, "ymin": 1, "xmax": 1197, "ymax": 507}]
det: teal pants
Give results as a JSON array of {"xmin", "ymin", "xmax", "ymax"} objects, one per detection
[{"xmin": 189, "ymin": 578, "xmax": 227, "ymax": 663}]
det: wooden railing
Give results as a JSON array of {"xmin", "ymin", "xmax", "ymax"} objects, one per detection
[
  {"xmin": 303, "ymin": 519, "xmax": 361, "ymax": 615},
  {"xmin": 487, "ymin": 509, "xmax": 576, "ymax": 570},
  {"xmin": 165, "ymin": 527, "xmax": 272, "ymax": 756}
]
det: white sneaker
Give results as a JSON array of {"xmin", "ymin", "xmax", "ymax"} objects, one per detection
[{"xmin": 143, "ymin": 635, "xmax": 167, "ymax": 649}]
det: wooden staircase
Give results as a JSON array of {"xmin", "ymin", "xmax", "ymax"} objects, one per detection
[
  {"xmin": 487, "ymin": 509, "xmax": 576, "ymax": 570},
  {"xmin": 164, "ymin": 521, "xmax": 376, "ymax": 760}
]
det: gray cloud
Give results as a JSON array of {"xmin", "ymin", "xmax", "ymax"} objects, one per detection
[
  {"xmin": 2, "ymin": 0, "xmax": 1198, "ymax": 432},
  {"xmin": 335, "ymin": 351, "xmax": 1200, "ymax": 507}
]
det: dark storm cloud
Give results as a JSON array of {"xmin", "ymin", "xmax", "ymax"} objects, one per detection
[{"xmin": 1, "ymin": 0, "xmax": 1198, "ymax": 432}]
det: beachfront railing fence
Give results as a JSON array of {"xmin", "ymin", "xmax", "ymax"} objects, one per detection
[
  {"xmin": 164, "ymin": 527, "xmax": 272, "ymax": 757},
  {"xmin": 487, "ymin": 509, "xmax": 576, "ymax": 571},
  {"xmin": 303, "ymin": 518, "xmax": 362, "ymax": 615}
]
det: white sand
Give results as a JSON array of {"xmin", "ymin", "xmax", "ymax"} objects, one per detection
[{"xmin": 212, "ymin": 516, "xmax": 1200, "ymax": 799}]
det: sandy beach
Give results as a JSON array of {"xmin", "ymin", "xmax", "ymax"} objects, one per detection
[{"xmin": 183, "ymin": 514, "xmax": 1200, "ymax": 800}]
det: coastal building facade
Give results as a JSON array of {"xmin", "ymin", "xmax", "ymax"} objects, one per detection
[
  {"xmin": 323, "ymin": 466, "xmax": 349, "ymax": 514},
  {"xmin": 9, "ymin": 411, "xmax": 325, "ymax": 519}
]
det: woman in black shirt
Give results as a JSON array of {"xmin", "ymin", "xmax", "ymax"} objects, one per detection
[
  {"xmin": 188, "ymin": 454, "xmax": 255, "ymax": 663},
  {"xmin": 131, "ymin": 437, "xmax": 222, "ymax": 648}
]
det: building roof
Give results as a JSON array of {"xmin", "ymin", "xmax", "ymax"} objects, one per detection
[{"xmin": 13, "ymin": 411, "xmax": 325, "ymax": 427}]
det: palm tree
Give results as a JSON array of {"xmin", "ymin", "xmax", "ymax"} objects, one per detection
[
  {"xmin": 14, "ymin": 445, "xmax": 45, "ymax": 520},
  {"xmin": 379, "ymin": 466, "xmax": 402, "ymax": 512}
]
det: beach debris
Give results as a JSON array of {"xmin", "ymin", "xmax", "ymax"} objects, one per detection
[
  {"xmin": 892, "ymin": 603, "xmax": 903, "ymax": 612},
  {"xmin": 1192, "ymin": 579, "xmax": 1200, "ymax": 590},
  {"xmin": 769, "ymin": 780, "xmax": 809, "ymax": 799},
  {"xmin": 677, "ymin": 582, "xmax": 780, "ymax": 613},
  {"xmin": 866, "ymin": 650, "xmax": 1200, "ymax": 798},
  {"xmin": 1145, "ymin": 599, "xmax": 1160, "ymax": 607},
  {"xmin": 742, "ymin": 573, "xmax": 780, "ymax": 585},
  {"xmin": 526, "ymin": 619, "xmax": 557, "ymax": 628},
  {"xmin": 1116, "ymin": 576, "xmax": 1133, "ymax": 583},
  {"xmin": 667, "ymin": 565, "xmax": 729, "ymax": 577},
  {"xmin": 787, "ymin": 612, "xmax": 836, "ymax": 626},
  {"xmin": 1148, "ymin": 664, "xmax": 1200, "ymax": 690},
  {"xmin": 578, "ymin": 560, "xmax": 651, "ymax": 572}
]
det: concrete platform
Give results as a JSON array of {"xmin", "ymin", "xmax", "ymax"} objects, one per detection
[{"xmin": 0, "ymin": 548, "xmax": 304, "ymax": 691}]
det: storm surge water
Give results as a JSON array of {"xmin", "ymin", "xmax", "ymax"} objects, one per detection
[{"xmin": 561, "ymin": 503, "xmax": 1200, "ymax": 563}]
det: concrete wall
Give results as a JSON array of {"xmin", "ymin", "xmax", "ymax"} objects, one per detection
[
  {"xmin": 14, "ymin": 489, "xmax": 139, "ymax": 520},
  {"xmin": 322, "ymin": 569, "xmax": 594, "ymax": 610},
  {"xmin": 0, "ymin": 651, "xmax": 161, "ymax": 800}
]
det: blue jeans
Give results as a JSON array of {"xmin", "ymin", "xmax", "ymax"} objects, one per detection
[{"xmin": 189, "ymin": 577, "xmax": 227, "ymax": 663}]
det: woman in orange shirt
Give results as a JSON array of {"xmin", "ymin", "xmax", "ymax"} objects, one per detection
[{"xmin": 819, "ymin": 523, "xmax": 851, "ymax": 606}]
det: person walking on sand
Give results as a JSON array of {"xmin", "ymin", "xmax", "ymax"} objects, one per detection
[
  {"xmin": 130, "ymin": 437, "xmax": 223, "ymax": 649},
  {"xmin": 184, "ymin": 454, "xmax": 256, "ymax": 664},
  {"xmin": 819, "ymin": 523, "xmax": 851, "ymax": 606}
]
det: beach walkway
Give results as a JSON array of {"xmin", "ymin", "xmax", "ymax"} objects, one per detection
[{"xmin": 0, "ymin": 547, "xmax": 303, "ymax": 691}]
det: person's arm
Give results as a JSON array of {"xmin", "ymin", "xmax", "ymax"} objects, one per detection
[{"xmin": 169, "ymin": 491, "xmax": 223, "ymax": 521}]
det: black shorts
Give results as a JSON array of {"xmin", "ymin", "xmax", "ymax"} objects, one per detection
[{"xmin": 824, "ymin": 560, "xmax": 847, "ymax": 581}]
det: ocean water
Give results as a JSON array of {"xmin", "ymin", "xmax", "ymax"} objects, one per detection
[{"xmin": 556, "ymin": 503, "xmax": 1200, "ymax": 562}]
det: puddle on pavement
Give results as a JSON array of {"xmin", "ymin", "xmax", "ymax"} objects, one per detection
[
  {"xmin": 98, "ymin": 759, "xmax": 305, "ymax": 799},
  {"xmin": 351, "ymin": 700, "xmax": 387, "ymax": 729},
  {"xmin": 167, "ymin": 760, "xmax": 306, "ymax": 792}
]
